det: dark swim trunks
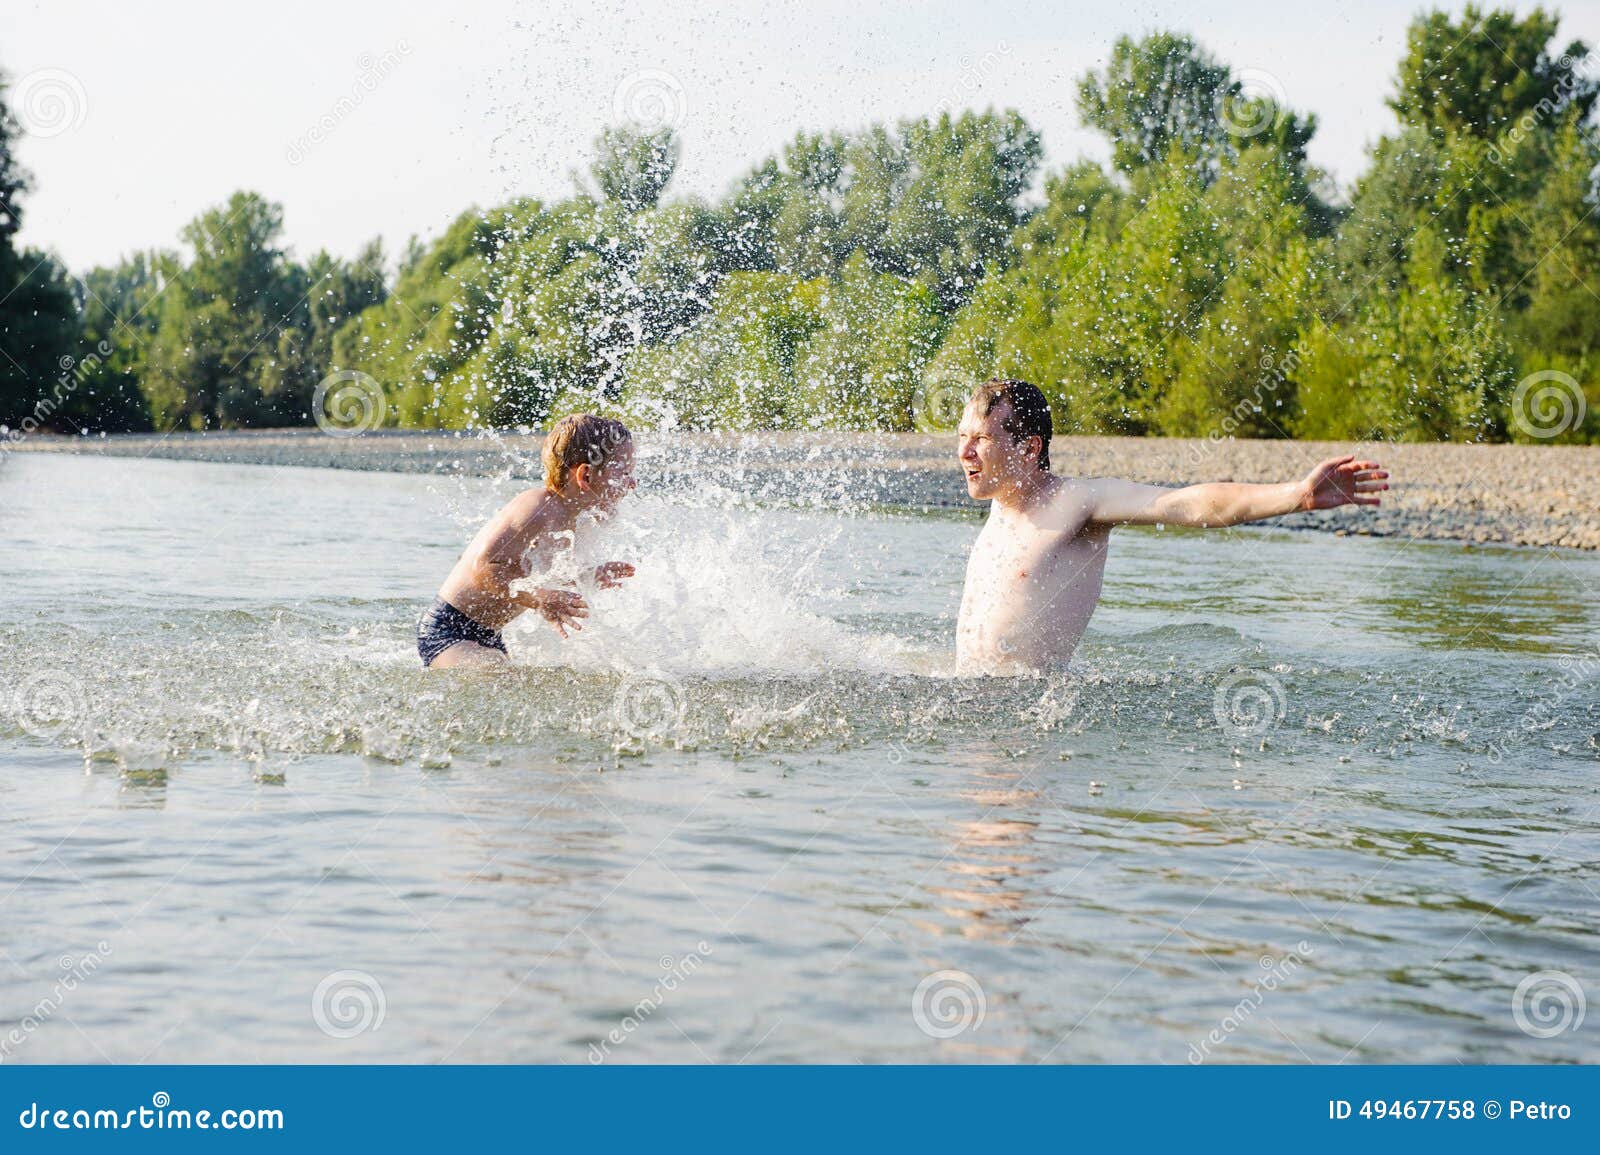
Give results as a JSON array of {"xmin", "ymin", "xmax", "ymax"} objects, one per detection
[{"xmin": 417, "ymin": 598, "xmax": 508, "ymax": 667}]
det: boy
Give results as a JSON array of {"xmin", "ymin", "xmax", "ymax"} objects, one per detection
[
  {"xmin": 956, "ymin": 380, "xmax": 1389, "ymax": 673},
  {"xmin": 418, "ymin": 414, "xmax": 637, "ymax": 668}
]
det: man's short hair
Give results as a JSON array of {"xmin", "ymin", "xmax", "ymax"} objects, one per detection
[
  {"xmin": 970, "ymin": 379, "xmax": 1052, "ymax": 471},
  {"xmin": 542, "ymin": 413, "xmax": 632, "ymax": 491}
]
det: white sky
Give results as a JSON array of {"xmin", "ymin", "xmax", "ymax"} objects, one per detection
[{"xmin": 5, "ymin": 0, "xmax": 1598, "ymax": 271}]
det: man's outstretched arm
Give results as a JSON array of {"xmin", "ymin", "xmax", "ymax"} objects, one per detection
[{"xmin": 1086, "ymin": 454, "xmax": 1389, "ymax": 528}]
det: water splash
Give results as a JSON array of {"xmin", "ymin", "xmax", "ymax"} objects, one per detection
[{"xmin": 507, "ymin": 490, "xmax": 928, "ymax": 678}]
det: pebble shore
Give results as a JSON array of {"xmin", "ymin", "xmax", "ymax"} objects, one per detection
[{"xmin": 10, "ymin": 428, "xmax": 1598, "ymax": 550}]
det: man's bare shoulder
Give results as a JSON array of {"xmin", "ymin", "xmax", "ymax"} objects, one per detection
[
  {"xmin": 1072, "ymin": 473, "xmax": 1184, "ymax": 527},
  {"xmin": 1047, "ymin": 474, "xmax": 1103, "ymax": 498},
  {"xmin": 1028, "ymin": 474, "xmax": 1101, "ymax": 535},
  {"xmin": 1058, "ymin": 473, "xmax": 1162, "ymax": 497}
]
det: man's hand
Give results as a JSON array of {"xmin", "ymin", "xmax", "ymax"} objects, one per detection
[
  {"xmin": 1299, "ymin": 455, "xmax": 1389, "ymax": 511},
  {"xmin": 515, "ymin": 588, "xmax": 590, "ymax": 638},
  {"xmin": 594, "ymin": 561, "xmax": 635, "ymax": 590}
]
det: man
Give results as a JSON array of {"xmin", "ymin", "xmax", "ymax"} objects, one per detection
[
  {"xmin": 955, "ymin": 380, "xmax": 1388, "ymax": 673},
  {"xmin": 418, "ymin": 413, "xmax": 637, "ymax": 668}
]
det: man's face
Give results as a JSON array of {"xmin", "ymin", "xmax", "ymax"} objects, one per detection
[{"xmin": 957, "ymin": 400, "xmax": 1032, "ymax": 500}]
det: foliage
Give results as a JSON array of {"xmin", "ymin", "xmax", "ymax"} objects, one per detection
[
  {"xmin": 0, "ymin": 70, "xmax": 79, "ymax": 435},
  {"xmin": 9, "ymin": 8, "xmax": 1599, "ymax": 443},
  {"xmin": 613, "ymin": 253, "xmax": 944, "ymax": 431},
  {"xmin": 1388, "ymin": 5, "xmax": 1597, "ymax": 139}
]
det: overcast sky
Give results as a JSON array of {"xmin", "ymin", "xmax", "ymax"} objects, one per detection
[{"xmin": 4, "ymin": 0, "xmax": 1598, "ymax": 272}]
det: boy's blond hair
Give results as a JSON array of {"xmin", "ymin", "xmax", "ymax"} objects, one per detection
[{"xmin": 542, "ymin": 414, "xmax": 632, "ymax": 492}]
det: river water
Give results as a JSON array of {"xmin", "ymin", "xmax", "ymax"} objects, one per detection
[{"xmin": 1, "ymin": 447, "xmax": 1596, "ymax": 1062}]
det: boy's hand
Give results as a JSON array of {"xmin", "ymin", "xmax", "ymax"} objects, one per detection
[
  {"xmin": 517, "ymin": 588, "xmax": 590, "ymax": 638},
  {"xmin": 1299, "ymin": 455, "xmax": 1389, "ymax": 511},
  {"xmin": 594, "ymin": 562, "xmax": 635, "ymax": 589}
]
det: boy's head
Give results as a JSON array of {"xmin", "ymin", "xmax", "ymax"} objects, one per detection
[
  {"xmin": 958, "ymin": 379, "xmax": 1052, "ymax": 500},
  {"xmin": 543, "ymin": 414, "xmax": 635, "ymax": 512}
]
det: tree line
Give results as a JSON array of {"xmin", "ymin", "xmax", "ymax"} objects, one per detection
[{"xmin": 2, "ymin": 5, "xmax": 1597, "ymax": 444}]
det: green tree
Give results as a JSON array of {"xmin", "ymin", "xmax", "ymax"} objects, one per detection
[
  {"xmin": 43, "ymin": 17, "xmax": 1587, "ymax": 446},
  {"xmin": 0, "ymin": 71, "xmax": 79, "ymax": 435},
  {"xmin": 306, "ymin": 241, "xmax": 386, "ymax": 374},
  {"xmin": 588, "ymin": 126, "xmax": 680, "ymax": 214},
  {"xmin": 1321, "ymin": 6, "xmax": 1600, "ymax": 443},
  {"xmin": 333, "ymin": 201, "xmax": 543, "ymax": 428},
  {"xmin": 1501, "ymin": 120, "xmax": 1600, "ymax": 356},
  {"xmin": 1389, "ymin": 6, "xmax": 1597, "ymax": 139},
  {"xmin": 1077, "ymin": 32, "xmax": 1318, "ymax": 175},
  {"xmin": 790, "ymin": 252, "xmax": 945, "ymax": 429},
  {"xmin": 1295, "ymin": 230, "xmax": 1517, "ymax": 441},
  {"xmin": 67, "ymin": 253, "xmax": 168, "ymax": 432},
  {"xmin": 143, "ymin": 192, "xmax": 313, "ymax": 428},
  {"xmin": 1077, "ymin": 32, "xmax": 1236, "ymax": 171},
  {"xmin": 1155, "ymin": 150, "xmax": 1324, "ymax": 437},
  {"xmin": 617, "ymin": 270, "xmax": 823, "ymax": 430},
  {"xmin": 934, "ymin": 138, "xmax": 1332, "ymax": 439},
  {"xmin": 724, "ymin": 112, "xmax": 1041, "ymax": 312}
]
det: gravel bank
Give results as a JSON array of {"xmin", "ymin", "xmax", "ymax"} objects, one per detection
[{"xmin": 9, "ymin": 428, "xmax": 1598, "ymax": 550}]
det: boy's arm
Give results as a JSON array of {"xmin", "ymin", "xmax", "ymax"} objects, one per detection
[
  {"xmin": 465, "ymin": 493, "xmax": 583, "ymax": 623},
  {"xmin": 467, "ymin": 492, "xmax": 544, "ymax": 604},
  {"xmin": 1087, "ymin": 454, "xmax": 1387, "ymax": 528}
]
